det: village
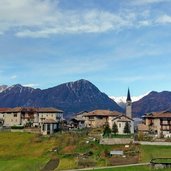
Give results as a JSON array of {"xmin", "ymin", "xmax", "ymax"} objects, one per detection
[
  {"xmin": 0, "ymin": 89, "xmax": 171, "ymax": 139},
  {"xmin": 0, "ymin": 90, "xmax": 171, "ymax": 171}
]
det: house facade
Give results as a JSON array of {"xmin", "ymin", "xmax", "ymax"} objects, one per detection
[
  {"xmin": 70, "ymin": 111, "xmax": 88, "ymax": 129},
  {"xmin": 84, "ymin": 110, "xmax": 134, "ymax": 134},
  {"xmin": 140, "ymin": 111, "xmax": 171, "ymax": 137},
  {"xmin": 0, "ymin": 107, "xmax": 64, "ymax": 135}
]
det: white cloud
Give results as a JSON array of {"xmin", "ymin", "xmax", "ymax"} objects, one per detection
[
  {"xmin": 0, "ymin": 0, "xmax": 58, "ymax": 34},
  {"xmin": 132, "ymin": 0, "xmax": 170, "ymax": 5},
  {"xmin": 156, "ymin": 15, "xmax": 171, "ymax": 24},
  {"xmin": 15, "ymin": 10, "xmax": 136, "ymax": 38},
  {"xmin": 0, "ymin": 0, "xmax": 170, "ymax": 38},
  {"xmin": 0, "ymin": 0, "xmax": 148, "ymax": 38},
  {"xmin": 138, "ymin": 20, "xmax": 151, "ymax": 26}
]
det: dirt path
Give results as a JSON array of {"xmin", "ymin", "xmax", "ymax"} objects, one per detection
[{"xmin": 41, "ymin": 158, "xmax": 59, "ymax": 171}]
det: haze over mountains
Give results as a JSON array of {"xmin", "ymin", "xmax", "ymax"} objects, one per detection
[{"xmin": 0, "ymin": 80, "xmax": 171, "ymax": 118}]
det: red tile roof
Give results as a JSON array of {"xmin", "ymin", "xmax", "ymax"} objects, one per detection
[
  {"xmin": 84, "ymin": 110, "xmax": 123, "ymax": 117},
  {"xmin": 144, "ymin": 111, "xmax": 171, "ymax": 118},
  {"xmin": 42, "ymin": 119, "xmax": 57, "ymax": 123},
  {"xmin": 0, "ymin": 107, "xmax": 63, "ymax": 113}
]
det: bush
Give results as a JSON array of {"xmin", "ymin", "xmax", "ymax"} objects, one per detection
[
  {"xmin": 78, "ymin": 158, "xmax": 96, "ymax": 168},
  {"xmin": 103, "ymin": 123, "xmax": 111, "ymax": 137},
  {"xmin": 11, "ymin": 125, "xmax": 24, "ymax": 129}
]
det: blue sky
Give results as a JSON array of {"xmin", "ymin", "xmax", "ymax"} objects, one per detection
[{"xmin": 1, "ymin": 0, "xmax": 171, "ymax": 97}]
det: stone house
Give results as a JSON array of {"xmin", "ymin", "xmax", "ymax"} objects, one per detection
[
  {"xmin": 0, "ymin": 107, "xmax": 63, "ymax": 135},
  {"xmin": 70, "ymin": 111, "xmax": 88, "ymax": 129},
  {"xmin": 139, "ymin": 110, "xmax": 171, "ymax": 137},
  {"xmin": 84, "ymin": 110, "xmax": 134, "ymax": 134}
]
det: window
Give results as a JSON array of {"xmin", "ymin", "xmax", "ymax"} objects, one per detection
[
  {"xmin": 119, "ymin": 123, "xmax": 121, "ymax": 128},
  {"xmin": 14, "ymin": 113, "xmax": 17, "ymax": 117},
  {"xmin": 43, "ymin": 124, "xmax": 45, "ymax": 131},
  {"xmin": 89, "ymin": 116, "xmax": 94, "ymax": 120}
]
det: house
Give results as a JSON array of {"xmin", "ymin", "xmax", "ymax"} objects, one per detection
[
  {"xmin": 137, "ymin": 123, "xmax": 149, "ymax": 134},
  {"xmin": 70, "ymin": 111, "xmax": 88, "ymax": 129},
  {"xmin": 111, "ymin": 115, "xmax": 134, "ymax": 134},
  {"xmin": 41, "ymin": 119, "xmax": 59, "ymax": 135},
  {"xmin": 0, "ymin": 107, "xmax": 64, "ymax": 135},
  {"xmin": 84, "ymin": 110, "xmax": 134, "ymax": 134},
  {"xmin": 139, "ymin": 110, "xmax": 171, "ymax": 137}
]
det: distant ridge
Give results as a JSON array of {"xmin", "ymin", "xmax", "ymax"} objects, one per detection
[
  {"xmin": 0, "ymin": 79, "xmax": 122, "ymax": 117},
  {"xmin": 132, "ymin": 91, "xmax": 171, "ymax": 117}
]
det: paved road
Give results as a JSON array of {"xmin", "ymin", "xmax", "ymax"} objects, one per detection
[{"xmin": 64, "ymin": 162, "xmax": 150, "ymax": 171}]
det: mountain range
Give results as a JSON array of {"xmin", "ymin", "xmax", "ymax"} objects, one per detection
[
  {"xmin": 0, "ymin": 79, "xmax": 122, "ymax": 117},
  {"xmin": 0, "ymin": 80, "xmax": 171, "ymax": 118},
  {"xmin": 132, "ymin": 91, "xmax": 171, "ymax": 116}
]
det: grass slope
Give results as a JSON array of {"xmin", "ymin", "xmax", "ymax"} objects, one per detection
[{"xmin": 0, "ymin": 131, "xmax": 171, "ymax": 171}]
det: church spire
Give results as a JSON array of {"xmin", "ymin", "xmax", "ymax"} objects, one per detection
[
  {"xmin": 126, "ymin": 88, "xmax": 132, "ymax": 118},
  {"xmin": 126, "ymin": 88, "xmax": 131, "ymax": 102}
]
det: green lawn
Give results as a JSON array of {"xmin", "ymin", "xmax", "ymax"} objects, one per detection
[
  {"xmin": 0, "ymin": 158, "xmax": 47, "ymax": 171},
  {"xmin": 0, "ymin": 132, "xmax": 56, "ymax": 171},
  {"xmin": 139, "ymin": 145, "xmax": 171, "ymax": 162}
]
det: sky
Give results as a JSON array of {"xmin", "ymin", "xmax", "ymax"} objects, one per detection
[{"xmin": 1, "ymin": 0, "xmax": 171, "ymax": 97}]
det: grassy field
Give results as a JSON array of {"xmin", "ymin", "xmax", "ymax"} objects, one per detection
[
  {"xmin": 0, "ymin": 131, "xmax": 171, "ymax": 171},
  {"xmin": 139, "ymin": 145, "xmax": 171, "ymax": 162},
  {"xmin": 0, "ymin": 132, "xmax": 56, "ymax": 171}
]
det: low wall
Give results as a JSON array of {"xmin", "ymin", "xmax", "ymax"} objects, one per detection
[
  {"xmin": 100, "ymin": 138, "xmax": 133, "ymax": 145},
  {"xmin": 134, "ymin": 141, "xmax": 171, "ymax": 146}
]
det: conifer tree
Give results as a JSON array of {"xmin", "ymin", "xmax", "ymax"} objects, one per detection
[
  {"xmin": 124, "ymin": 122, "xmax": 131, "ymax": 134},
  {"xmin": 112, "ymin": 122, "xmax": 118, "ymax": 135},
  {"xmin": 103, "ymin": 123, "xmax": 111, "ymax": 137}
]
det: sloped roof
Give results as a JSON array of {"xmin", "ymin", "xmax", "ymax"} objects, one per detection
[
  {"xmin": 0, "ymin": 107, "xmax": 63, "ymax": 113},
  {"xmin": 0, "ymin": 108, "xmax": 11, "ymax": 112},
  {"xmin": 112, "ymin": 114, "xmax": 134, "ymax": 121},
  {"xmin": 42, "ymin": 119, "xmax": 57, "ymax": 123},
  {"xmin": 144, "ymin": 111, "xmax": 171, "ymax": 118},
  {"xmin": 138, "ymin": 124, "xmax": 149, "ymax": 131},
  {"xmin": 84, "ymin": 110, "xmax": 123, "ymax": 117},
  {"xmin": 37, "ymin": 107, "xmax": 63, "ymax": 113}
]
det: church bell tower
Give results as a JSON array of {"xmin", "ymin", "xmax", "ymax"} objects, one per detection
[{"xmin": 126, "ymin": 88, "xmax": 132, "ymax": 118}]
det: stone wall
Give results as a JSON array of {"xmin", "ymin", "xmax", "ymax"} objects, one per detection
[{"xmin": 100, "ymin": 138, "xmax": 133, "ymax": 145}]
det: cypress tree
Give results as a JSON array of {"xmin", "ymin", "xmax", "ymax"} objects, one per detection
[
  {"xmin": 103, "ymin": 123, "xmax": 111, "ymax": 137},
  {"xmin": 124, "ymin": 122, "xmax": 131, "ymax": 134},
  {"xmin": 112, "ymin": 122, "xmax": 118, "ymax": 135}
]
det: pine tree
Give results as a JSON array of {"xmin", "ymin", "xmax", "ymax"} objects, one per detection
[
  {"xmin": 112, "ymin": 122, "xmax": 118, "ymax": 135},
  {"xmin": 103, "ymin": 123, "xmax": 111, "ymax": 137},
  {"xmin": 124, "ymin": 122, "xmax": 131, "ymax": 134}
]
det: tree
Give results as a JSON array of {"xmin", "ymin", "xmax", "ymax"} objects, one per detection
[
  {"xmin": 103, "ymin": 123, "xmax": 111, "ymax": 137},
  {"xmin": 112, "ymin": 122, "xmax": 118, "ymax": 135},
  {"xmin": 124, "ymin": 122, "xmax": 131, "ymax": 134}
]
